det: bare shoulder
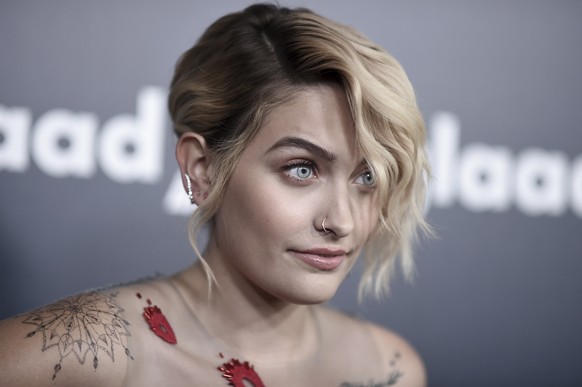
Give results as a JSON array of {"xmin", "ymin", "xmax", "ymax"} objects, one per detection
[
  {"xmin": 0, "ymin": 287, "xmax": 138, "ymax": 387},
  {"xmin": 316, "ymin": 307, "xmax": 427, "ymax": 387},
  {"xmin": 364, "ymin": 320, "xmax": 427, "ymax": 387}
]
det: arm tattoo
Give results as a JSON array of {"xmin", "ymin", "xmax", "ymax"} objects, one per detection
[
  {"xmin": 21, "ymin": 291, "xmax": 133, "ymax": 380},
  {"xmin": 340, "ymin": 351, "xmax": 403, "ymax": 387}
]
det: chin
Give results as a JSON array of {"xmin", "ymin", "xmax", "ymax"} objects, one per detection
[{"xmin": 274, "ymin": 279, "xmax": 342, "ymax": 305}]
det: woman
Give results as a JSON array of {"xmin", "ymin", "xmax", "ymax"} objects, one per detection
[{"xmin": 0, "ymin": 4, "xmax": 430, "ymax": 386}]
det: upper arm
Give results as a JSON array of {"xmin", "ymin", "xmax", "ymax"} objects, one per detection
[
  {"xmin": 366, "ymin": 322, "xmax": 427, "ymax": 387},
  {"xmin": 0, "ymin": 290, "xmax": 133, "ymax": 387}
]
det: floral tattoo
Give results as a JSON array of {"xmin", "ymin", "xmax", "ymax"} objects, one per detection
[{"xmin": 22, "ymin": 291, "xmax": 133, "ymax": 380}]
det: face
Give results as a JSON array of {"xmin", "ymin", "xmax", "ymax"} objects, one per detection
[{"xmin": 210, "ymin": 84, "xmax": 379, "ymax": 305}]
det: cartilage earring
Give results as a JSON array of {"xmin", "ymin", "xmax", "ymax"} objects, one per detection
[
  {"xmin": 185, "ymin": 173, "xmax": 194, "ymax": 204},
  {"xmin": 322, "ymin": 217, "xmax": 328, "ymax": 233}
]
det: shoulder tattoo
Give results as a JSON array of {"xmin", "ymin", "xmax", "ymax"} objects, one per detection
[
  {"xmin": 340, "ymin": 351, "xmax": 403, "ymax": 387},
  {"xmin": 21, "ymin": 291, "xmax": 134, "ymax": 380}
]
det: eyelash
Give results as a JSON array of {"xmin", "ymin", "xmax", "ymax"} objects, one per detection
[
  {"xmin": 282, "ymin": 160, "xmax": 376, "ymax": 189},
  {"xmin": 282, "ymin": 160, "xmax": 317, "ymax": 182},
  {"xmin": 354, "ymin": 170, "xmax": 376, "ymax": 188}
]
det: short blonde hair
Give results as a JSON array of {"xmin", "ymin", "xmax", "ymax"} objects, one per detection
[{"xmin": 168, "ymin": 3, "xmax": 431, "ymax": 299}]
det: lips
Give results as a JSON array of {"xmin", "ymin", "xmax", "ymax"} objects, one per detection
[{"xmin": 289, "ymin": 248, "xmax": 347, "ymax": 271}]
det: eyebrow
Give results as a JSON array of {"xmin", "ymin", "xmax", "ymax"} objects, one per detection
[{"xmin": 266, "ymin": 136, "xmax": 337, "ymax": 162}]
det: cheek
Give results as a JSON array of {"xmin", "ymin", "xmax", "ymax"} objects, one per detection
[
  {"xmin": 222, "ymin": 174, "xmax": 308, "ymax": 245},
  {"xmin": 356, "ymin": 196, "xmax": 381, "ymax": 242},
  {"xmin": 250, "ymin": 184, "xmax": 313, "ymax": 236}
]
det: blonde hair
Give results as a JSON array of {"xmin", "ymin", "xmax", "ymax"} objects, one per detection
[{"xmin": 168, "ymin": 3, "xmax": 431, "ymax": 300}]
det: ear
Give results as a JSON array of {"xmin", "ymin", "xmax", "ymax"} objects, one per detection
[{"xmin": 176, "ymin": 132, "xmax": 212, "ymax": 205}]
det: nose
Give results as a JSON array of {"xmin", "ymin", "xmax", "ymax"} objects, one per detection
[{"xmin": 320, "ymin": 184, "xmax": 355, "ymax": 238}]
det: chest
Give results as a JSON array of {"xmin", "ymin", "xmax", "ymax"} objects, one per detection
[{"xmin": 125, "ymin": 342, "xmax": 392, "ymax": 387}]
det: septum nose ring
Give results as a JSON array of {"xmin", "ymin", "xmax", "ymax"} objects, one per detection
[{"xmin": 322, "ymin": 217, "xmax": 328, "ymax": 233}]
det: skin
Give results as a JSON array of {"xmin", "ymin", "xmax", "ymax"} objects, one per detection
[
  {"xmin": 0, "ymin": 84, "xmax": 426, "ymax": 386},
  {"xmin": 175, "ymin": 83, "xmax": 379, "ymax": 359}
]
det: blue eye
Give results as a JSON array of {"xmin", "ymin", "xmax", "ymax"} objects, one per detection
[
  {"xmin": 284, "ymin": 162, "xmax": 316, "ymax": 180},
  {"xmin": 355, "ymin": 170, "xmax": 376, "ymax": 186}
]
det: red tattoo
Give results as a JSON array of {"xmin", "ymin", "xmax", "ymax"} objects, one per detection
[
  {"xmin": 218, "ymin": 358, "xmax": 265, "ymax": 387},
  {"xmin": 137, "ymin": 293, "xmax": 177, "ymax": 344}
]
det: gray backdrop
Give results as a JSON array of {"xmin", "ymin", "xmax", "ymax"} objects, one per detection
[{"xmin": 1, "ymin": 1, "xmax": 581, "ymax": 386}]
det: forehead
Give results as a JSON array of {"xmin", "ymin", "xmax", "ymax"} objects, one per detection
[{"xmin": 247, "ymin": 84, "xmax": 358, "ymax": 159}]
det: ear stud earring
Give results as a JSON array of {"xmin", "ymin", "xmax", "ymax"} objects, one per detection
[
  {"xmin": 185, "ymin": 173, "xmax": 208, "ymax": 203},
  {"xmin": 184, "ymin": 173, "xmax": 194, "ymax": 204}
]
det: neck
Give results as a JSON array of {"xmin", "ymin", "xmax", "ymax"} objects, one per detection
[{"xmin": 172, "ymin": 243, "xmax": 319, "ymax": 363}]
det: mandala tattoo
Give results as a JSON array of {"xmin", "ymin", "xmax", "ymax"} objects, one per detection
[
  {"xmin": 22, "ymin": 291, "xmax": 133, "ymax": 380},
  {"xmin": 340, "ymin": 351, "xmax": 404, "ymax": 387}
]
